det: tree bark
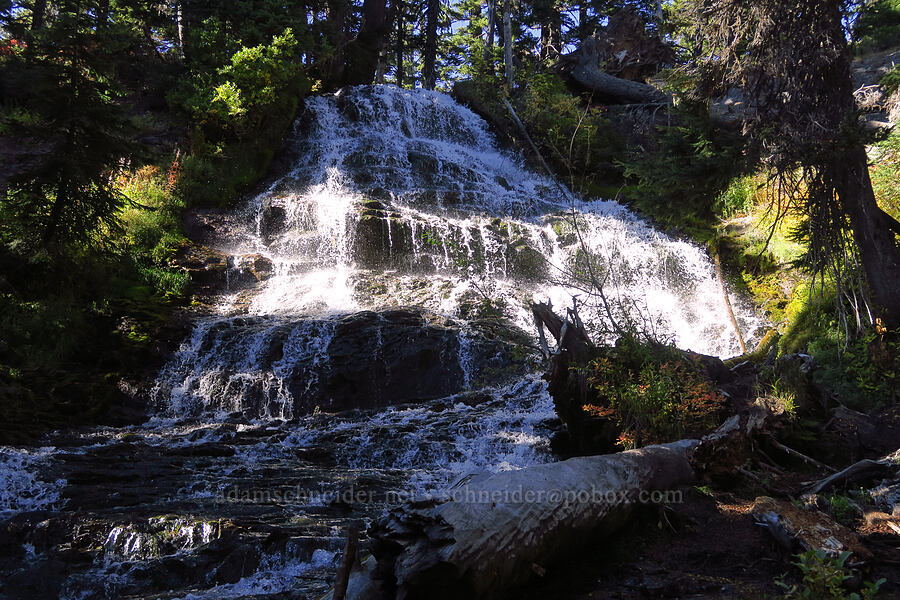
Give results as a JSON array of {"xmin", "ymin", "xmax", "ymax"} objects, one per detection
[
  {"xmin": 326, "ymin": 0, "xmax": 351, "ymax": 84},
  {"xmin": 395, "ymin": 0, "xmax": 404, "ymax": 88},
  {"xmin": 341, "ymin": 0, "xmax": 394, "ymax": 86},
  {"xmin": 423, "ymin": 0, "xmax": 440, "ymax": 89},
  {"xmin": 31, "ymin": 0, "xmax": 47, "ymax": 30},
  {"xmin": 484, "ymin": 0, "xmax": 495, "ymax": 65},
  {"xmin": 834, "ymin": 145, "xmax": 900, "ymax": 329},
  {"xmin": 502, "ymin": 0, "xmax": 513, "ymax": 88},
  {"xmin": 175, "ymin": 1, "xmax": 185, "ymax": 58},
  {"xmin": 352, "ymin": 440, "xmax": 698, "ymax": 599}
]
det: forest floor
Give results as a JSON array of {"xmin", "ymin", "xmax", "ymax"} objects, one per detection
[{"xmin": 508, "ymin": 407, "xmax": 900, "ymax": 599}]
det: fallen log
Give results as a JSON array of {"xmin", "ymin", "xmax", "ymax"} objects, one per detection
[
  {"xmin": 566, "ymin": 36, "xmax": 669, "ymax": 105},
  {"xmin": 347, "ymin": 439, "xmax": 697, "ymax": 599},
  {"xmin": 326, "ymin": 322, "xmax": 790, "ymax": 598}
]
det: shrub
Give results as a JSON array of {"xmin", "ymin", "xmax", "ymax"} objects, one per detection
[
  {"xmin": 584, "ymin": 334, "xmax": 728, "ymax": 448},
  {"xmin": 619, "ymin": 103, "xmax": 749, "ymax": 240},
  {"xmin": 776, "ymin": 550, "xmax": 884, "ymax": 599}
]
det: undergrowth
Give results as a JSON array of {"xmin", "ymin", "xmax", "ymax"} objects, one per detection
[{"xmin": 583, "ymin": 333, "xmax": 728, "ymax": 449}]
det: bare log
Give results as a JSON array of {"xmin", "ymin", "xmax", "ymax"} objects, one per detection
[
  {"xmin": 564, "ymin": 36, "xmax": 669, "ymax": 104},
  {"xmin": 332, "ymin": 397, "xmax": 788, "ymax": 599},
  {"xmin": 712, "ymin": 249, "xmax": 746, "ymax": 354},
  {"xmin": 334, "ymin": 523, "xmax": 361, "ymax": 600},
  {"xmin": 345, "ymin": 440, "xmax": 697, "ymax": 599}
]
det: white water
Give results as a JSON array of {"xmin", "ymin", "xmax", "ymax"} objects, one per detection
[
  {"xmin": 150, "ymin": 84, "xmax": 761, "ymax": 424},
  {"xmin": 0, "ymin": 447, "xmax": 65, "ymax": 517}
]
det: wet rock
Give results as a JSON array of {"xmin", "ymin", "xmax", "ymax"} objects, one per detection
[
  {"xmin": 259, "ymin": 202, "xmax": 287, "ymax": 244},
  {"xmin": 288, "ymin": 308, "xmax": 535, "ymax": 413},
  {"xmin": 182, "ymin": 208, "xmax": 242, "ymax": 245},
  {"xmin": 171, "ymin": 243, "xmax": 229, "ymax": 292},
  {"xmin": 226, "ymin": 253, "xmax": 274, "ymax": 288}
]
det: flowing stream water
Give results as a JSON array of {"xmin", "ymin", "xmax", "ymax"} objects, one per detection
[{"xmin": 0, "ymin": 85, "xmax": 763, "ymax": 599}]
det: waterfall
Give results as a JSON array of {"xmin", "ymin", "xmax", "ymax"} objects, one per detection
[
  {"xmin": 153, "ymin": 85, "xmax": 762, "ymax": 421},
  {"xmin": 2, "ymin": 85, "xmax": 766, "ymax": 600}
]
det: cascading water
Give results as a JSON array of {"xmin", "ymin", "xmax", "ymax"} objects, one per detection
[{"xmin": 0, "ymin": 85, "xmax": 763, "ymax": 600}]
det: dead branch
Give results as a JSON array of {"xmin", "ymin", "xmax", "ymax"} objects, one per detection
[{"xmin": 804, "ymin": 458, "xmax": 897, "ymax": 497}]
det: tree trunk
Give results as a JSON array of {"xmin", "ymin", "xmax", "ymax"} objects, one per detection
[
  {"xmin": 341, "ymin": 0, "xmax": 394, "ymax": 86},
  {"xmin": 547, "ymin": 3, "xmax": 561, "ymax": 60},
  {"xmin": 484, "ymin": 0, "xmax": 495, "ymax": 65},
  {"xmin": 326, "ymin": 0, "xmax": 351, "ymax": 84},
  {"xmin": 503, "ymin": 0, "xmax": 513, "ymax": 88},
  {"xmin": 31, "ymin": 0, "xmax": 47, "ymax": 30},
  {"xmin": 395, "ymin": 0, "xmax": 404, "ymax": 88},
  {"xmin": 423, "ymin": 0, "xmax": 440, "ymax": 89},
  {"xmin": 578, "ymin": 2, "xmax": 587, "ymax": 39},
  {"xmin": 43, "ymin": 175, "xmax": 68, "ymax": 247},
  {"xmin": 175, "ymin": 1, "xmax": 185, "ymax": 57},
  {"xmin": 97, "ymin": 0, "xmax": 110, "ymax": 26},
  {"xmin": 834, "ymin": 145, "xmax": 900, "ymax": 329}
]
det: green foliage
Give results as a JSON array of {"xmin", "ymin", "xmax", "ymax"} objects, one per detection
[
  {"xmin": 881, "ymin": 65, "xmax": 900, "ymax": 96},
  {"xmin": 583, "ymin": 334, "xmax": 727, "ymax": 448},
  {"xmin": 809, "ymin": 328, "xmax": 900, "ymax": 410},
  {"xmin": 174, "ymin": 28, "xmax": 306, "ymax": 138},
  {"xmin": 0, "ymin": 1, "xmax": 143, "ymax": 249},
  {"xmin": 619, "ymin": 103, "xmax": 749, "ymax": 241},
  {"xmin": 870, "ymin": 129, "xmax": 900, "ymax": 224},
  {"xmin": 167, "ymin": 28, "xmax": 309, "ymax": 208},
  {"xmin": 714, "ymin": 174, "xmax": 759, "ymax": 219},
  {"xmin": 778, "ymin": 283, "xmax": 900, "ymax": 410},
  {"xmin": 776, "ymin": 550, "xmax": 884, "ymax": 599},
  {"xmin": 828, "ymin": 495, "xmax": 859, "ymax": 526},
  {"xmin": 853, "ymin": 0, "xmax": 900, "ymax": 54},
  {"xmin": 517, "ymin": 72, "xmax": 625, "ymax": 194}
]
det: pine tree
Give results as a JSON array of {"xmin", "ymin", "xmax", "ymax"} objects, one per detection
[{"xmin": 2, "ymin": 0, "xmax": 145, "ymax": 248}]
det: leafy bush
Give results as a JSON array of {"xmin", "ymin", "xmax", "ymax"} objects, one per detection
[
  {"xmin": 171, "ymin": 28, "xmax": 307, "ymax": 141},
  {"xmin": 584, "ymin": 334, "xmax": 727, "ymax": 448},
  {"xmin": 517, "ymin": 72, "xmax": 625, "ymax": 194},
  {"xmin": 714, "ymin": 174, "xmax": 759, "ymax": 219},
  {"xmin": 881, "ymin": 66, "xmax": 900, "ymax": 97},
  {"xmin": 619, "ymin": 103, "xmax": 749, "ymax": 240},
  {"xmin": 870, "ymin": 129, "xmax": 900, "ymax": 224},
  {"xmin": 780, "ymin": 285, "xmax": 900, "ymax": 410},
  {"xmin": 776, "ymin": 550, "xmax": 884, "ymax": 599}
]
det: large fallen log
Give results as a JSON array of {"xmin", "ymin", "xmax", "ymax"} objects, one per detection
[
  {"xmin": 566, "ymin": 35, "xmax": 669, "ymax": 105},
  {"xmin": 342, "ymin": 440, "xmax": 698, "ymax": 600},
  {"xmin": 324, "ymin": 397, "xmax": 787, "ymax": 600}
]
